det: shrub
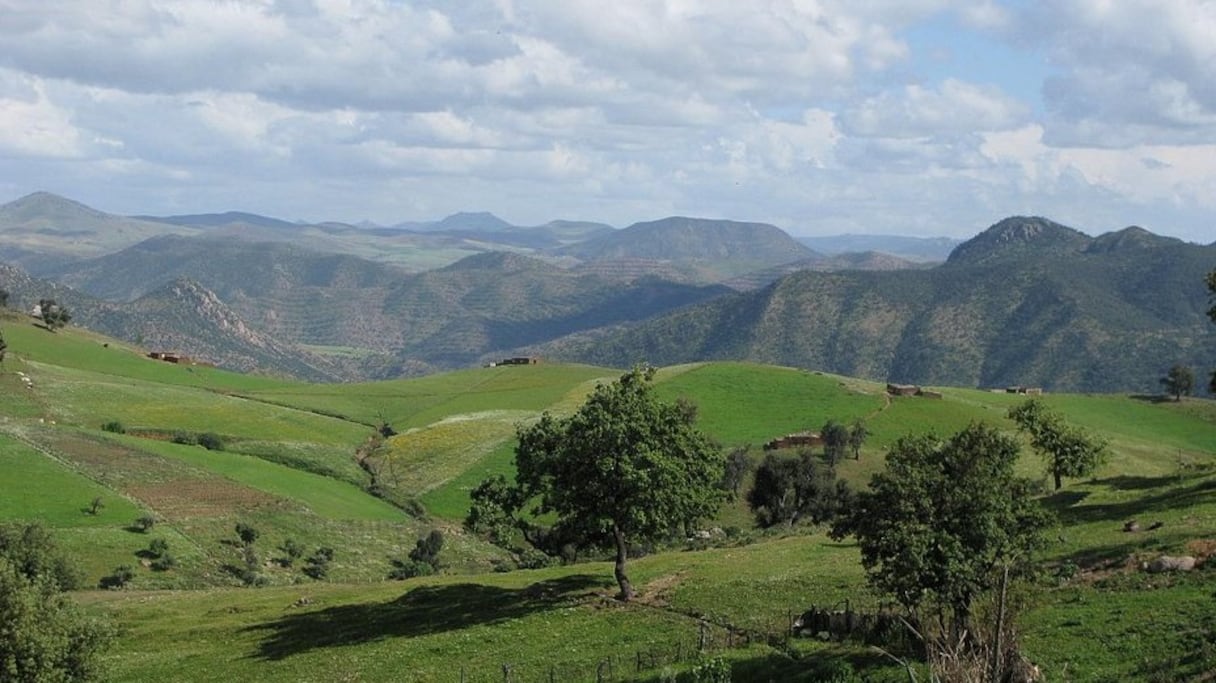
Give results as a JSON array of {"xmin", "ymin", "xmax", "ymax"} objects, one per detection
[
  {"xmin": 0, "ymin": 523, "xmax": 82, "ymax": 591},
  {"xmin": 134, "ymin": 514, "xmax": 156, "ymax": 532},
  {"xmin": 690, "ymin": 656, "xmax": 731, "ymax": 683},
  {"xmin": 279, "ymin": 539, "xmax": 305, "ymax": 568},
  {"xmin": 147, "ymin": 538, "xmax": 169, "ymax": 558},
  {"xmin": 197, "ymin": 432, "xmax": 225, "ymax": 451},
  {"xmin": 171, "ymin": 431, "xmax": 197, "ymax": 446},
  {"xmin": 387, "ymin": 559, "xmax": 433, "ymax": 580},
  {"xmin": 1, "ymin": 558, "xmax": 113, "ymax": 681},
  {"xmin": 407, "ymin": 529, "xmax": 444, "ymax": 571},
  {"xmin": 150, "ymin": 554, "xmax": 176, "ymax": 572},
  {"xmin": 101, "ymin": 421, "xmax": 126, "ymax": 434},
  {"xmin": 516, "ymin": 547, "xmax": 555, "ymax": 570},
  {"xmin": 235, "ymin": 522, "xmax": 259, "ymax": 547},
  {"xmin": 303, "ymin": 547, "xmax": 334, "ymax": 580},
  {"xmin": 240, "ymin": 569, "xmax": 268, "ymax": 587},
  {"xmin": 99, "ymin": 565, "xmax": 135, "ymax": 589}
]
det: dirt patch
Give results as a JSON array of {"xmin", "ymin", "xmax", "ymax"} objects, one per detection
[
  {"xmin": 28, "ymin": 428, "xmax": 283, "ymax": 520},
  {"xmin": 126, "ymin": 478, "xmax": 278, "ymax": 519},
  {"xmin": 635, "ymin": 572, "xmax": 688, "ymax": 607}
]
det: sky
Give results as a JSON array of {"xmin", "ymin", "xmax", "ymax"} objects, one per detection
[{"xmin": 1, "ymin": 0, "xmax": 1214, "ymax": 241}]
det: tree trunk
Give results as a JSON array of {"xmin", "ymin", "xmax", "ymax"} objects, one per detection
[
  {"xmin": 612, "ymin": 524, "xmax": 635, "ymax": 602},
  {"xmin": 1053, "ymin": 469, "xmax": 1062, "ymax": 490}
]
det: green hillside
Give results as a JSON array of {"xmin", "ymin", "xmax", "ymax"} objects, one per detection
[{"xmin": 1, "ymin": 317, "xmax": 1214, "ymax": 681}]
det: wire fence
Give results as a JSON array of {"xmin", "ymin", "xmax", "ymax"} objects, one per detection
[{"xmin": 447, "ymin": 599, "xmax": 895, "ymax": 682}]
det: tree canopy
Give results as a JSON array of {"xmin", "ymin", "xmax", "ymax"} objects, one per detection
[
  {"xmin": 1160, "ymin": 364, "xmax": 1194, "ymax": 402},
  {"xmin": 746, "ymin": 450, "xmax": 850, "ymax": 528},
  {"xmin": 831, "ymin": 423, "xmax": 1051, "ymax": 635},
  {"xmin": 470, "ymin": 367, "xmax": 723, "ymax": 600},
  {"xmin": 1007, "ymin": 399, "xmax": 1107, "ymax": 490},
  {"xmin": 820, "ymin": 419, "xmax": 849, "ymax": 465},
  {"xmin": 0, "ymin": 523, "xmax": 112, "ymax": 681},
  {"xmin": 37, "ymin": 298, "xmax": 71, "ymax": 332}
]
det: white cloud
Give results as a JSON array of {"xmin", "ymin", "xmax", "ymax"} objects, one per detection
[
  {"xmin": 1016, "ymin": 0, "xmax": 1216, "ymax": 148},
  {"xmin": 0, "ymin": 71, "xmax": 83, "ymax": 158},
  {"xmin": 841, "ymin": 78, "xmax": 1028, "ymax": 138},
  {"xmin": 0, "ymin": 1, "xmax": 1213, "ymax": 243}
]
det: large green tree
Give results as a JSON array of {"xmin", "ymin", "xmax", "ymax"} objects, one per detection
[
  {"xmin": 831, "ymin": 423, "xmax": 1050, "ymax": 638},
  {"xmin": 746, "ymin": 450, "xmax": 850, "ymax": 528},
  {"xmin": 473, "ymin": 367, "xmax": 723, "ymax": 601},
  {"xmin": 0, "ymin": 524, "xmax": 111, "ymax": 681},
  {"xmin": 1008, "ymin": 399, "xmax": 1107, "ymax": 490}
]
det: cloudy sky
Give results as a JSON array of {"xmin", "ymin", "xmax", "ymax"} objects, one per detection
[{"xmin": 1, "ymin": 0, "xmax": 1214, "ymax": 241}]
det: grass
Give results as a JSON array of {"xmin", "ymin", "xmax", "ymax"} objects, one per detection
[
  {"xmin": 0, "ymin": 433, "xmax": 143, "ymax": 528},
  {"xmin": 2, "ymin": 318, "xmax": 295, "ymax": 392},
  {"xmin": 31, "ymin": 363, "xmax": 369, "ymax": 445},
  {"xmin": 242, "ymin": 363, "xmax": 615, "ymax": 429},
  {"xmin": 102, "ymin": 434, "xmax": 404, "ymax": 522},
  {"xmin": 651, "ymin": 362, "xmax": 884, "ymax": 447},
  {"xmin": 82, "ymin": 532, "xmax": 885, "ymax": 683},
  {"xmin": 5, "ymin": 323, "xmax": 1216, "ymax": 681}
]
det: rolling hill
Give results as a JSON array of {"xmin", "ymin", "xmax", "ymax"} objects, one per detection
[
  {"xmin": 0, "ymin": 192, "xmax": 201, "ymax": 270},
  {"xmin": 1, "ymin": 319, "xmax": 1213, "ymax": 681},
  {"xmin": 556, "ymin": 216, "xmax": 822, "ymax": 281},
  {"xmin": 0, "ymin": 264, "xmax": 342, "ymax": 381},
  {"xmin": 28, "ymin": 236, "xmax": 732, "ymax": 378}
]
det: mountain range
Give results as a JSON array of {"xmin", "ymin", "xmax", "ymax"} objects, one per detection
[{"xmin": 1, "ymin": 193, "xmax": 1212, "ymax": 392}]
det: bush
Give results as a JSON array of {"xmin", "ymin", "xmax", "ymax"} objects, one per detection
[
  {"xmin": 303, "ymin": 547, "xmax": 334, "ymax": 580},
  {"xmin": 171, "ymin": 431, "xmax": 197, "ymax": 446},
  {"xmin": 150, "ymin": 554, "xmax": 176, "ymax": 572},
  {"xmin": 134, "ymin": 514, "xmax": 156, "ymax": 532},
  {"xmin": 1, "ymin": 558, "xmax": 113, "ymax": 682},
  {"xmin": 101, "ymin": 420, "xmax": 126, "ymax": 434},
  {"xmin": 387, "ymin": 558, "xmax": 433, "ymax": 580},
  {"xmin": 279, "ymin": 539, "xmax": 305, "ymax": 568},
  {"xmin": 147, "ymin": 538, "xmax": 169, "ymax": 558},
  {"xmin": 408, "ymin": 529, "xmax": 444, "ymax": 570},
  {"xmin": 690, "ymin": 656, "xmax": 731, "ymax": 683},
  {"xmin": 99, "ymin": 565, "xmax": 135, "ymax": 589},
  {"xmin": 0, "ymin": 523, "xmax": 82, "ymax": 591},
  {"xmin": 240, "ymin": 569, "xmax": 268, "ymax": 587},
  {"xmin": 197, "ymin": 432, "xmax": 225, "ymax": 451},
  {"xmin": 235, "ymin": 522, "xmax": 258, "ymax": 547},
  {"xmin": 516, "ymin": 547, "xmax": 555, "ymax": 570}
]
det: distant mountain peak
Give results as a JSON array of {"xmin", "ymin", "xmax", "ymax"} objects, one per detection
[
  {"xmin": 947, "ymin": 216, "xmax": 1091, "ymax": 265},
  {"xmin": 1085, "ymin": 225, "xmax": 1183, "ymax": 254},
  {"xmin": 0, "ymin": 191, "xmax": 109, "ymax": 221},
  {"xmin": 435, "ymin": 211, "xmax": 515, "ymax": 232}
]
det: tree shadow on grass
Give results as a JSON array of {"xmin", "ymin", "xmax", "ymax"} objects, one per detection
[
  {"xmin": 243, "ymin": 573, "xmax": 609, "ymax": 661},
  {"xmin": 1128, "ymin": 394, "xmax": 1172, "ymax": 404},
  {"xmin": 1042, "ymin": 474, "xmax": 1216, "ymax": 526}
]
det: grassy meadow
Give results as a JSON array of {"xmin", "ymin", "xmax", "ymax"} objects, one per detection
[{"xmin": 1, "ymin": 318, "xmax": 1214, "ymax": 681}]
